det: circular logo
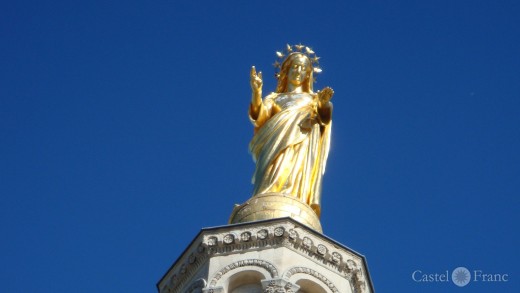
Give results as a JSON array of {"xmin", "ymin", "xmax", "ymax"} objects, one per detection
[{"xmin": 452, "ymin": 267, "xmax": 471, "ymax": 287}]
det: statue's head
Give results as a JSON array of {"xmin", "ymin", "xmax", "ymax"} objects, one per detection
[{"xmin": 276, "ymin": 53, "xmax": 314, "ymax": 93}]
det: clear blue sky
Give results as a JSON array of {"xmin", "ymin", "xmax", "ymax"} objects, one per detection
[{"xmin": 1, "ymin": 1, "xmax": 519, "ymax": 292}]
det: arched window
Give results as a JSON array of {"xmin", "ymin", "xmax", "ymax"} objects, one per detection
[
  {"xmin": 231, "ymin": 283, "xmax": 262, "ymax": 293},
  {"xmin": 296, "ymin": 279, "xmax": 328, "ymax": 293},
  {"xmin": 228, "ymin": 270, "xmax": 264, "ymax": 293}
]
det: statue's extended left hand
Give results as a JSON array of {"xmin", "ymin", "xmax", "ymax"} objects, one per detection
[{"xmin": 318, "ymin": 87, "xmax": 334, "ymax": 104}]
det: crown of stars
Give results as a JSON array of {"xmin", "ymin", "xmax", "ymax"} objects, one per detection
[{"xmin": 274, "ymin": 44, "xmax": 322, "ymax": 81}]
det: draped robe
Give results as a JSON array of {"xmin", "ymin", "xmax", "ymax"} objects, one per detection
[{"xmin": 249, "ymin": 92, "xmax": 331, "ymax": 216}]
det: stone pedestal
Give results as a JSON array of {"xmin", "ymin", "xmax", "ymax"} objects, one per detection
[{"xmin": 157, "ymin": 218, "xmax": 374, "ymax": 293}]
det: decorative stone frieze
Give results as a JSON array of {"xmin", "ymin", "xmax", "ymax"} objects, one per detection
[
  {"xmin": 274, "ymin": 227, "xmax": 285, "ymax": 237},
  {"xmin": 209, "ymin": 259, "xmax": 279, "ymax": 287},
  {"xmin": 240, "ymin": 232, "xmax": 251, "ymax": 242},
  {"xmin": 223, "ymin": 234, "xmax": 235, "ymax": 244},
  {"xmin": 157, "ymin": 217, "xmax": 373, "ymax": 293},
  {"xmin": 284, "ymin": 267, "xmax": 339, "ymax": 293},
  {"xmin": 257, "ymin": 229, "xmax": 269, "ymax": 239}
]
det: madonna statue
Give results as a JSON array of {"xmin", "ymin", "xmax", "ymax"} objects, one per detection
[{"xmin": 248, "ymin": 44, "xmax": 333, "ymax": 217}]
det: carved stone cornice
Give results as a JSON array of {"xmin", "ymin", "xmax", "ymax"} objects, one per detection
[
  {"xmin": 157, "ymin": 218, "xmax": 373, "ymax": 293},
  {"xmin": 201, "ymin": 220, "xmax": 365, "ymax": 282},
  {"xmin": 159, "ymin": 243, "xmax": 209, "ymax": 293}
]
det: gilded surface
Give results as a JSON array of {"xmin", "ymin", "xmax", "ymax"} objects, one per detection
[
  {"xmin": 229, "ymin": 193, "xmax": 323, "ymax": 232},
  {"xmin": 248, "ymin": 45, "xmax": 333, "ymax": 217}
]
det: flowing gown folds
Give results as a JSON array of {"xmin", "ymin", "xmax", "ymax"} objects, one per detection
[{"xmin": 249, "ymin": 92, "xmax": 331, "ymax": 216}]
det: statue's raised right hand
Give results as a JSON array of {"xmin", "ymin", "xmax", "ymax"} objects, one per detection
[{"xmin": 250, "ymin": 66, "xmax": 263, "ymax": 93}]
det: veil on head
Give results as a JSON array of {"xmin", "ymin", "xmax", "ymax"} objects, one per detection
[{"xmin": 275, "ymin": 53, "xmax": 314, "ymax": 93}]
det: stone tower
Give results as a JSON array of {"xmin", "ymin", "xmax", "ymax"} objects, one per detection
[{"xmin": 156, "ymin": 215, "xmax": 374, "ymax": 293}]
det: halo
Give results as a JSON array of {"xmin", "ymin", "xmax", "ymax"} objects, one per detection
[{"xmin": 273, "ymin": 44, "xmax": 322, "ymax": 82}]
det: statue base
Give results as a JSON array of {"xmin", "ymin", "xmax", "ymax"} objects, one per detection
[{"xmin": 228, "ymin": 193, "xmax": 323, "ymax": 233}]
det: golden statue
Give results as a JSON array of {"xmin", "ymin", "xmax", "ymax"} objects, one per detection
[{"xmin": 230, "ymin": 44, "xmax": 333, "ymax": 232}]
